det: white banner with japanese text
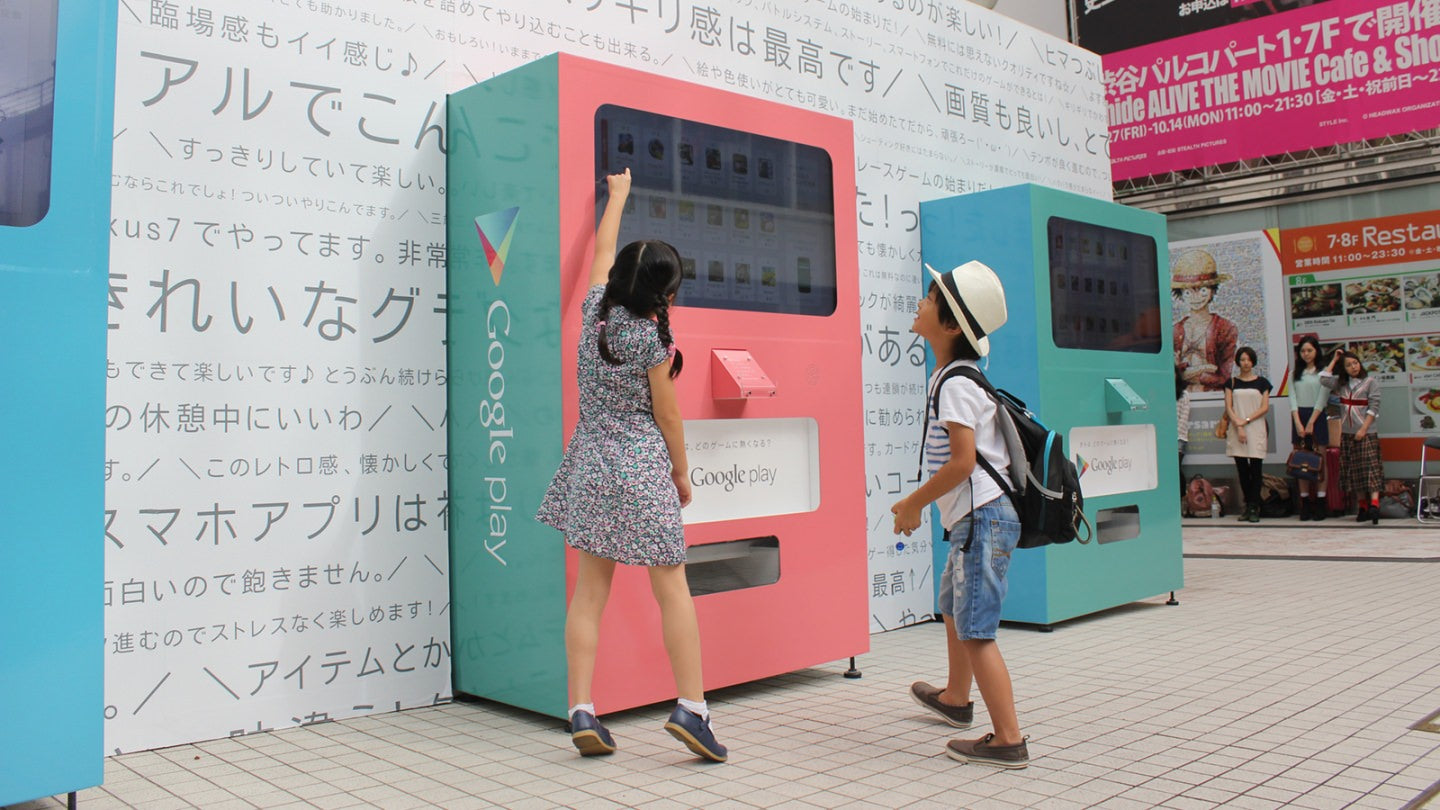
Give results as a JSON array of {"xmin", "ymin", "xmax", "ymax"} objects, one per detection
[{"xmin": 106, "ymin": 0, "xmax": 1110, "ymax": 751}]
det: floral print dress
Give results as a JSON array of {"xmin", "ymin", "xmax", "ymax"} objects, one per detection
[{"xmin": 535, "ymin": 286, "xmax": 685, "ymax": 566}]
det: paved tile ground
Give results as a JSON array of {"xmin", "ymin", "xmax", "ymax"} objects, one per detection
[
  {"xmin": 9, "ymin": 523, "xmax": 1440, "ymax": 809},
  {"xmin": 1183, "ymin": 512, "xmax": 1440, "ymax": 561}
]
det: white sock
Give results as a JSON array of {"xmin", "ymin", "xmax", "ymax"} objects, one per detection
[
  {"xmin": 569, "ymin": 703, "xmax": 595, "ymax": 720},
  {"xmin": 677, "ymin": 697, "xmax": 709, "ymax": 721}
]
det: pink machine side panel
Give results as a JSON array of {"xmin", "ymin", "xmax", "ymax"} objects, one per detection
[{"xmin": 556, "ymin": 54, "xmax": 867, "ymax": 711}]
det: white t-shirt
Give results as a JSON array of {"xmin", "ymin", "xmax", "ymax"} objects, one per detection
[{"xmin": 925, "ymin": 360, "xmax": 1011, "ymax": 530}]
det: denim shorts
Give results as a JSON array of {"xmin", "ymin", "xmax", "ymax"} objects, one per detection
[{"xmin": 937, "ymin": 495, "xmax": 1021, "ymax": 640}]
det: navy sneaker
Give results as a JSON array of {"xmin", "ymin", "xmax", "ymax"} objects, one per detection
[
  {"xmin": 569, "ymin": 710, "xmax": 616, "ymax": 756},
  {"xmin": 664, "ymin": 706, "xmax": 728, "ymax": 762}
]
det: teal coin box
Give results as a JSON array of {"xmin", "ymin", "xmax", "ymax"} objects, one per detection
[{"xmin": 921, "ymin": 184, "xmax": 1182, "ymax": 627}]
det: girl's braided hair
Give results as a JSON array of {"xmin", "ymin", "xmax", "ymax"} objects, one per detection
[{"xmin": 596, "ymin": 240, "xmax": 685, "ymax": 378}]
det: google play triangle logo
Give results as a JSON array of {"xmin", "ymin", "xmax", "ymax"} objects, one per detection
[{"xmin": 474, "ymin": 206, "xmax": 519, "ymax": 285}]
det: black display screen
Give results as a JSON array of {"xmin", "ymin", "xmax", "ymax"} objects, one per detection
[
  {"xmin": 1048, "ymin": 217, "xmax": 1162, "ymax": 354},
  {"xmin": 596, "ymin": 104, "xmax": 836, "ymax": 316},
  {"xmin": 0, "ymin": 0, "xmax": 57, "ymax": 228}
]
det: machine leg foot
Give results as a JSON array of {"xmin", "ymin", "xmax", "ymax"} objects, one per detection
[
  {"xmin": 69, "ymin": 792, "xmax": 78, "ymax": 810},
  {"xmin": 843, "ymin": 657, "xmax": 862, "ymax": 679},
  {"xmin": 1037, "ymin": 625, "xmax": 1053, "ymax": 633},
  {"xmin": 1166, "ymin": 591, "xmax": 1180, "ymax": 606}
]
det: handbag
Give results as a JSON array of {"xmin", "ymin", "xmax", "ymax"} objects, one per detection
[
  {"xmin": 1286, "ymin": 439, "xmax": 1323, "ymax": 481},
  {"xmin": 1184, "ymin": 475, "xmax": 1216, "ymax": 517},
  {"xmin": 1214, "ymin": 413, "xmax": 1229, "ymax": 440}
]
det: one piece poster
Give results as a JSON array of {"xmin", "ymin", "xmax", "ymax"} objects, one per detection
[{"xmin": 1173, "ymin": 230, "xmax": 1291, "ymax": 464}]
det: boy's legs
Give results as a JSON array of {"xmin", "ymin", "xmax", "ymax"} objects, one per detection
[
  {"xmin": 942, "ymin": 498, "xmax": 1028, "ymax": 767},
  {"xmin": 915, "ymin": 530, "xmax": 975, "ymax": 713},
  {"xmin": 963, "ymin": 638, "xmax": 1020, "ymax": 745},
  {"xmin": 911, "ymin": 539, "xmax": 976, "ymax": 729},
  {"xmin": 937, "ymin": 605, "xmax": 1022, "ymax": 744},
  {"xmin": 941, "ymin": 615, "xmax": 973, "ymax": 705}
]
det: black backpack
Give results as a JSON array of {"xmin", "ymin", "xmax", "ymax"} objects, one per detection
[{"xmin": 928, "ymin": 365, "xmax": 1092, "ymax": 549}]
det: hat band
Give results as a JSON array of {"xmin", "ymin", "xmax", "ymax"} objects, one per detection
[
  {"xmin": 1172, "ymin": 273, "xmax": 1218, "ymax": 285},
  {"xmin": 941, "ymin": 273, "xmax": 988, "ymax": 341}
]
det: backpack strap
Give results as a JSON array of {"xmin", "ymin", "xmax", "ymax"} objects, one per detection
[
  {"xmin": 918, "ymin": 361, "xmax": 971, "ymax": 477},
  {"xmin": 919, "ymin": 363, "xmax": 1017, "ymax": 552},
  {"xmin": 948, "ymin": 367, "xmax": 1026, "ymax": 505}
]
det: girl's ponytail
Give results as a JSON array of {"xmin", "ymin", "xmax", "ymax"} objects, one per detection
[
  {"xmin": 654, "ymin": 297, "xmax": 683, "ymax": 378},
  {"xmin": 596, "ymin": 295, "xmax": 621, "ymax": 366}
]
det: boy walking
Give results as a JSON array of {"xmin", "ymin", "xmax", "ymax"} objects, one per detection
[{"xmin": 891, "ymin": 260, "xmax": 1029, "ymax": 768}]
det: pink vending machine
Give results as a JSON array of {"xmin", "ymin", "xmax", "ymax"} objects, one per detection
[{"xmin": 448, "ymin": 54, "xmax": 868, "ymax": 716}]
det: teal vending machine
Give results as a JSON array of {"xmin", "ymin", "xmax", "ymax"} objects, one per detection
[
  {"xmin": 921, "ymin": 184, "xmax": 1181, "ymax": 628},
  {"xmin": 0, "ymin": 1, "xmax": 117, "ymax": 806}
]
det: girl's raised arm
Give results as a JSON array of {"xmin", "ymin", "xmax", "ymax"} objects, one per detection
[{"xmin": 590, "ymin": 169, "xmax": 632, "ymax": 287}]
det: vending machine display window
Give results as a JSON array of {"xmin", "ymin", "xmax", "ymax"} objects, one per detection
[
  {"xmin": 0, "ymin": 0, "xmax": 57, "ymax": 228},
  {"xmin": 1047, "ymin": 216, "xmax": 1161, "ymax": 354},
  {"xmin": 595, "ymin": 104, "xmax": 836, "ymax": 316}
]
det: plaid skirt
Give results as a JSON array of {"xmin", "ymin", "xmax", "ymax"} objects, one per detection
[{"xmin": 1340, "ymin": 432, "xmax": 1383, "ymax": 495}]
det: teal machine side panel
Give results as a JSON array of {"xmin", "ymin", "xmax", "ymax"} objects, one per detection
[
  {"xmin": 919, "ymin": 187, "xmax": 1046, "ymax": 618},
  {"xmin": 921, "ymin": 185, "xmax": 1181, "ymax": 627},
  {"xmin": 447, "ymin": 56, "xmax": 567, "ymax": 716},
  {"xmin": 1029, "ymin": 186, "xmax": 1181, "ymax": 624},
  {"xmin": 0, "ymin": 2, "xmax": 117, "ymax": 804}
]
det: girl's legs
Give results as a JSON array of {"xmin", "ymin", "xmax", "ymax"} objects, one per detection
[
  {"xmin": 650, "ymin": 563, "xmax": 728, "ymax": 761},
  {"xmin": 647, "ymin": 563, "xmax": 704, "ymax": 702},
  {"xmin": 1231, "ymin": 457, "xmax": 1263, "ymax": 518},
  {"xmin": 1233, "ymin": 457, "xmax": 1254, "ymax": 517},
  {"xmin": 566, "ymin": 550, "xmax": 617, "ymax": 708},
  {"xmin": 962, "ymin": 639, "xmax": 1021, "ymax": 746},
  {"xmin": 1178, "ymin": 441, "xmax": 1188, "ymax": 502}
]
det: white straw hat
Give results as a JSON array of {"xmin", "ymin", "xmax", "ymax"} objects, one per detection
[{"xmin": 924, "ymin": 260, "xmax": 1008, "ymax": 357}]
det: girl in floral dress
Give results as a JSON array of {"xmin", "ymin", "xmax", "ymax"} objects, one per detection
[{"xmin": 535, "ymin": 169, "xmax": 726, "ymax": 763}]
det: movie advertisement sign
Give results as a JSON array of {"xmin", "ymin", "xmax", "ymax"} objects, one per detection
[{"xmin": 1106, "ymin": 1, "xmax": 1440, "ymax": 180}]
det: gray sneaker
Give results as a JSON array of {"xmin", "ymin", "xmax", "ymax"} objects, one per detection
[
  {"xmin": 945, "ymin": 733, "xmax": 1029, "ymax": 769},
  {"xmin": 909, "ymin": 681, "xmax": 973, "ymax": 728}
]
